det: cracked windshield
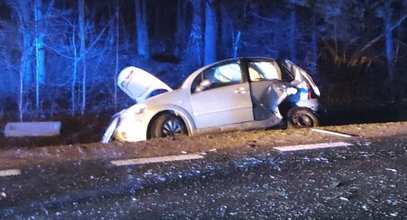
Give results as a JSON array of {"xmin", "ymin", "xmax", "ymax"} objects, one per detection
[{"xmin": 1, "ymin": 0, "xmax": 407, "ymax": 218}]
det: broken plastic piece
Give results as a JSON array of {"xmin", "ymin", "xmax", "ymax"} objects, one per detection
[
  {"xmin": 311, "ymin": 128, "xmax": 355, "ymax": 138},
  {"xmin": 4, "ymin": 121, "xmax": 61, "ymax": 137}
]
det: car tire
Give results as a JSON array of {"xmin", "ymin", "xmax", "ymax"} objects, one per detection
[
  {"xmin": 150, "ymin": 114, "xmax": 187, "ymax": 138},
  {"xmin": 287, "ymin": 107, "xmax": 319, "ymax": 128}
]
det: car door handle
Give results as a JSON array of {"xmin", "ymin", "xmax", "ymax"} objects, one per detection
[{"xmin": 234, "ymin": 87, "xmax": 247, "ymax": 94}]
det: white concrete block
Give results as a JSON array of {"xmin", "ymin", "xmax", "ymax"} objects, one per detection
[{"xmin": 4, "ymin": 121, "xmax": 61, "ymax": 137}]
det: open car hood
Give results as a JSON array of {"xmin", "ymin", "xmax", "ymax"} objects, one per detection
[{"xmin": 117, "ymin": 66, "xmax": 172, "ymax": 102}]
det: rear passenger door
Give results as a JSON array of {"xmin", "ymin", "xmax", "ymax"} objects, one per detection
[{"xmin": 244, "ymin": 59, "xmax": 285, "ymax": 120}]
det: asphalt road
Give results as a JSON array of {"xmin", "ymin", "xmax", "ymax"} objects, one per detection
[{"xmin": 1, "ymin": 135, "xmax": 407, "ymax": 219}]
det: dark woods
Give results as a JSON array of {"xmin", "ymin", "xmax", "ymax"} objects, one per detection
[{"xmin": 0, "ymin": 0, "xmax": 406, "ymax": 122}]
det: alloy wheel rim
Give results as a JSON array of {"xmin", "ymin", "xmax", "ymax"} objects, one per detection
[
  {"xmin": 162, "ymin": 118, "xmax": 184, "ymax": 136},
  {"xmin": 297, "ymin": 114, "xmax": 313, "ymax": 127}
]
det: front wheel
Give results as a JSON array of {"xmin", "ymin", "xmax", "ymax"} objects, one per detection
[
  {"xmin": 287, "ymin": 107, "xmax": 319, "ymax": 128},
  {"xmin": 150, "ymin": 114, "xmax": 187, "ymax": 138}
]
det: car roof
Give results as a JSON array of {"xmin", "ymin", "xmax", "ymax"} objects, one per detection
[{"xmin": 180, "ymin": 57, "xmax": 277, "ymax": 89}]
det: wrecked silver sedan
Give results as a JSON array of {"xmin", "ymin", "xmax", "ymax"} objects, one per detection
[{"xmin": 102, "ymin": 57, "xmax": 321, "ymax": 143}]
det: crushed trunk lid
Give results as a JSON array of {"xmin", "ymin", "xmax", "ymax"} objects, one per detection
[
  {"xmin": 117, "ymin": 66, "xmax": 172, "ymax": 102},
  {"xmin": 281, "ymin": 59, "xmax": 320, "ymax": 97}
]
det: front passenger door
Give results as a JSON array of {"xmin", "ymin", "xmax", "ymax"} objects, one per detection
[{"xmin": 189, "ymin": 61, "xmax": 254, "ymax": 129}]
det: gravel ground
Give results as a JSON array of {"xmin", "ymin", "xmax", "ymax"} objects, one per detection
[{"xmin": 2, "ymin": 134, "xmax": 406, "ymax": 219}]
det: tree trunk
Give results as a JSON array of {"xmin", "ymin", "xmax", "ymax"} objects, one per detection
[
  {"xmin": 16, "ymin": 0, "xmax": 33, "ymax": 121},
  {"xmin": 19, "ymin": 2, "xmax": 33, "ymax": 88},
  {"xmin": 309, "ymin": 15, "xmax": 318, "ymax": 75},
  {"xmin": 288, "ymin": 6, "xmax": 297, "ymax": 62},
  {"xmin": 360, "ymin": 14, "xmax": 407, "ymax": 53},
  {"xmin": 71, "ymin": 31, "xmax": 78, "ymax": 116},
  {"xmin": 188, "ymin": 0, "xmax": 203, "ymax": 66},
  {"xmin": 135, "ymin": 0, "xmax": 149, "ymax": 57},
  {"xmin": 34, "ymin": 0, "xmax": 46, "ymax": 109},
  {"xmin": 79, "ymin": 0, "xmax": 87, "ymax": 116},
  {"xmin": 232, "ymin": 31, "xmax": 241, "ymax": 58},
  {"xmin": 19, "ymin": 52, "xmax": 25, "ymax": 122},
  {"xmin": 114, "ymin": 5, "xmax": 120, "ymax": 112},
  {"xmin": 384, "ymin": 17, "xmax": 394, "ymax": 80},
  {"xmin": 175, "ymin": 0, "xmax": 188, "ymax": 56},
  {"xmin": 204, "ymin": 0, "xmax": 217, "ymax": 65}
]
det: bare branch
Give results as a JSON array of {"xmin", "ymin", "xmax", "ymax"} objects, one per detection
[
  {"xmin": 360, "ymin": 13, "xmax": 407, "ymax": 52},
  {"xmin": 250, "ymin": 13, "xmax": 276, "ymax": 22},
  {"xmin": 43, "ymin": 43, "xmax": 75, "ymax": 59},
  {"xmin": 397, "ymin": 39, "xmax": 407, "ymax": 47},
  {"xmin": 86, "ymin": 16, "xmax": 115, "ymax": 54}
]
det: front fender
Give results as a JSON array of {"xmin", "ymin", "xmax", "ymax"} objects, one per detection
[{"xmin": 146, "ymin": 104, "xmax": 197, "ymax": 136}]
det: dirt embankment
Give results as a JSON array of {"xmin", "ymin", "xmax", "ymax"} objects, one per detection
[{"xmin": 0, "ymin": 122, "xmax": 407, "ymax": 170}]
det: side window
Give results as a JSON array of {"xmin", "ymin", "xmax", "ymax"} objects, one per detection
[
  {"xmin": 191, "ymin": 62, "xmax": 243, "ymax": 93},
  {"xmin": 248, "ymin": 61, "xmax": 281, "ymax": 82}
]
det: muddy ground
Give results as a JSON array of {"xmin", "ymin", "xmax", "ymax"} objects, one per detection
[
  {"xmin": 1, "ymin": 111, "xmax": 407, "ymax": 218},
  {"xmin": 1, "ymin": 119, "xmax": 407, "ymax": 170}
]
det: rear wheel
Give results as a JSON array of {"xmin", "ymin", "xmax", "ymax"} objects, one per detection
[
  {"xmin": 287, "ymin": 107, "xmax": 319, "ymax": 128},
  {"xmin": 150, "ymin": 114, "xmax": 187, "ymax": 138}
]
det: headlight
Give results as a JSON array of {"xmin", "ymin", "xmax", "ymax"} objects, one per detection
[{"xmin": 114, "ymin": 131, "xmax": 128, "ymax": 141}]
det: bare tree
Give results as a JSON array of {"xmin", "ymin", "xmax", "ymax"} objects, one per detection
[
  {"xmin": 218, "ymin": 1, "xmax": 249, "ymax": 58},
  {"xmin": 79, "ymin": 0, "xmax": 87, "ymax": 116},
  {"xmin": 5, "ymin": 0, "xmax": 34, "ymax": 121},
  {"xmin": 187, "ymin": 0, "xmax": 204, "ymax": 66},
  {"xmin": 175, "ymin": 0, "xmax": 189, "ymax": 56},
  {"xmin": 114, "ymin": 4, "xmax": 120, "ymax": 111},
  {"xmin": 135, "ymin": 0, "xmax": 149, "ymax": 57},
  {"xmin": 42, "ymin": 2, "xmax": 116, "ymax": 116},
  {"xmin": 34, "ymin": 0, "xmax": 52, "ymax": 109},
  {"xmin": 382, "ymin": 1, "xmax": 395, "ymax": 80},
  {"xmin": 288, "ymin": 5, "xmax": 297, "ymax": 62},
  {"xmin": 373, "ymin": 0, "xmax": 407, "ymax": 80},
  {"xmin": 204, "ymin": 0, "xmax": 217, "ymax": 64}
]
